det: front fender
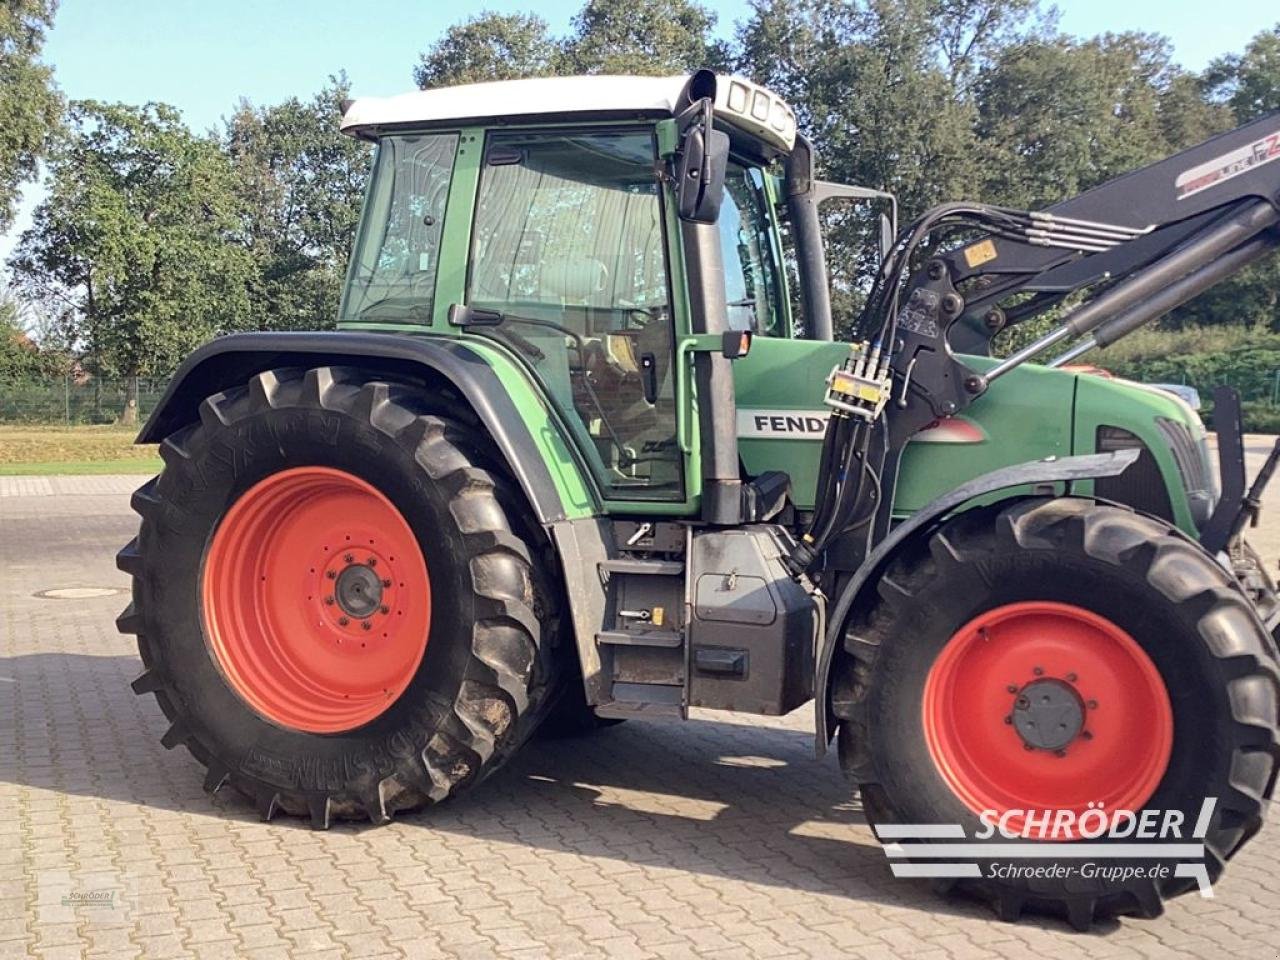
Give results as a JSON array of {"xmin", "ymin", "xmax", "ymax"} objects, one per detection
[
  {"xmin": 813, "ymin": 448, "xmax": 1141, "ymax": 754},
  {"xmin": 139, "ymin": 331, "xmax": 597, "ymax": 525}
]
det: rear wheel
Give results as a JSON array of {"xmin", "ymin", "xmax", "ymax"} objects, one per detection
[
  {"xmin": 117, "ymin": 366, "xmax": 562, "ymax": 826},
  {"xmin": 836, "ymin": 498, "xmax": 1280, "ymax": 928}
]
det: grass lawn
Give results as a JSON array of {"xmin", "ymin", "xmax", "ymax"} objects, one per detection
[{"xmin": 0, "ymin": 425, "xmax": 160, "ymax": 475}]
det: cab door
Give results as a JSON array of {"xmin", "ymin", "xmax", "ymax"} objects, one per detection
[{"xmin": 465, "ymin": 127, "xmax": 687, "ymax": 505}]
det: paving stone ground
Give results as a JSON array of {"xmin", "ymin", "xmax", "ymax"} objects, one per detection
[{"xmin": 1, "ymin": 464, "xmax": 1279, "ymax": 959}]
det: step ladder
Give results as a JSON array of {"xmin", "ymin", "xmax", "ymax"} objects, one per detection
[{"xmin": 593, "ymin": 525, "xmax": 689, "ymax": 719}]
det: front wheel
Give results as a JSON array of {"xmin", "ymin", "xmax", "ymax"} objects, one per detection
[
  {"xmin": 836, "ymin": 498, "xmax": 1280, "ymax": 928},
  {"xmin": 117, "ymin": 367, "xmax": 562, "ymax": 826}
]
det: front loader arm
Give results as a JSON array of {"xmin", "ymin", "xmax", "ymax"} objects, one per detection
[
  {"xmin": 793, "ymin": 111, "xmax": 1280, "ymax": 575},
  {"xmin": 942, "ymin": 111, "xmax": 1280, "ymax": 353}
]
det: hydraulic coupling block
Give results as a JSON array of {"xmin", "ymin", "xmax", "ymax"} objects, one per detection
[{"xmin": 824, "ymin": 341, "xmax": 892, "ymax": 421}]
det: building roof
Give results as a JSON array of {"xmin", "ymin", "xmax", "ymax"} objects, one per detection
[{"xmin": 340, "ymin": 73, "xmax": 797, "ymax": 152}]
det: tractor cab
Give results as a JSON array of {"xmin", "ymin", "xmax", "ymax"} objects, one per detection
[{"xmin": 337, "ymin": 72, "xmax": 830, "ymax": 515}]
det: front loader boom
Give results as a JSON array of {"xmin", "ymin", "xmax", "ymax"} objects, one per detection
[{"xmin": 793, "ymin": 110, "xmax": 1280, "ymax": 573}]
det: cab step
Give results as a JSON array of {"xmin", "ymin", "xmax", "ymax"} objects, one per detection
[
  {"xmin": 595, "ymin": 683, "xmax": 683, "ymax": 719},
  {"xmin": 596, "ymin": 629, "xmax": 684, "ymax": 648},
  {"xmin": 599, "ymin": 557, "xmax": 684, "ymax": 577}
]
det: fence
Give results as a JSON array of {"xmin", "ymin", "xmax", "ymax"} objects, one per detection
[
  {"xmin": 0, "ymin": 376, "xmax": 170, "ymax": 425},
  {"xmin": 1, "ymin": 366, "xmax": 1278, "ymax": 430}
]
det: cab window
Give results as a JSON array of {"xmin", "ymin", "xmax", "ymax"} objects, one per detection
[
  {"xmin": 720, "ymin": 163, "xmax": 785, "ymax": 336},
  {"xmin": 341, "ymin": 133, "xmax": 457, "ymax": 324},
  {"xmin": 468, "ymin": 129, "xmax": 682, "ymax": 501}
]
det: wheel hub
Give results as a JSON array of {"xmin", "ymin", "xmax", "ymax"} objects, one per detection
[
  {"xmin": 1011, "ymin": 678, "xmax": 1085, "ymax": 752},
  {"xmin": 335, "ymin": 563, "xmax": 384, "ymax": 619}
]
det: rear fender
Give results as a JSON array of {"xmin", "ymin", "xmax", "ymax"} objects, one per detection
[
  {"xmin": 139, "ymin": 331, "xmax": 597, "ymax": 525},
  {"xmin": 813, "ymin": 448, "xmax": 1141, "ymax": 754}
]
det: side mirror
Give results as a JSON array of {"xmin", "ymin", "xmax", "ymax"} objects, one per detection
[
  {"xmin": 675, "ymin": 98, "xmax": 729, "ymax": 224},
  {"xmin": 879, "ymin": 213, "xmax": 895, "ymax": 261}
]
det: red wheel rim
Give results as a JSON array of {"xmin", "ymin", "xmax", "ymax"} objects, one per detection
[
  {"xmin": 201, "ymin": 466, "xmax": 431, "ymax": 733},
  {"xmin": 922, "ymin": 601, "xmax": 1172, "ymax": 838}
]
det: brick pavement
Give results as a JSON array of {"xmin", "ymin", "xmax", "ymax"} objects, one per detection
[{"xmin": 1, "ymin": 475, "xmax": 1278, "ymax": 959}]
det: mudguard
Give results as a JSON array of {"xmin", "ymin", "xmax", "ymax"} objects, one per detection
[
  {"xmin": 138, "ymin": 331, "xmax": 589, "ymax": 524},
  {"xmin": 813, "ymin": 447, "xmax": 1141, "ymax": 753}
]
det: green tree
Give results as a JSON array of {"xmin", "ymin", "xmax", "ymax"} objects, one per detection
[
  {"xmin": 1203, "ymin": 23, "xmax": 1280, "ymax": 121},
  {"xmin": 225, "ymin": 77, "xmax": 370, "ymax": 331},
  {"xmin": 0, "ymin": 289, "xmax": 63, "ymax": 382},
  {"xmin": 415, "ymin": 0, "xmax": 726, "ymax": 89},
  {"xmin": 7, "ymin": 101, "xmax": 252, "ymax": 423},
  {"xmin": 0, "ymin": 0, "xmax": 62, "ymax": 231},
  {"xmin": 414, "ymin": 12, "xmax": 557, "ymax": 88},
  {"xmin": 564, "ymin": 0, "xmax": 727, "ymax": 75},
  {"xmin": 973, "ymin": 32, "xmax": 1232, "ymax": 209}
]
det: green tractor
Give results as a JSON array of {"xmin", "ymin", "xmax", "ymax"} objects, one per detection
[{"xmin": 118, "ymin": 71, "xmax": 1280, "ymax": 928}]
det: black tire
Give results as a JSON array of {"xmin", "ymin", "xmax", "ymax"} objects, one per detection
[
  {"xmin": 116, "ymin": 366, "xmax": 563, "ymax": 827},
  {"xmin": 835, "ymin": 497, "xmax": 1280, "ymax": 928}
]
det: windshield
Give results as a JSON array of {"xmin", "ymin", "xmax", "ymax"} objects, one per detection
[
  {"xmin": 340, "ymin": 133, "xmax": 458, "ymax": 324},
  {"xmin": 719, "ymin": 163, "xmax": 785, "ymax": 336}
]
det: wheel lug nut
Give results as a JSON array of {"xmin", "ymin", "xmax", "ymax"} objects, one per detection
[
  {"xmin": 1032, "ymin": 666, "xmax": 1044, "ymax": 676},
  {"xmin": 1087, "ymin": 699, "xmax": 1098, "ymax": 710},
  {"xmin": 380, "ymin": 605, "xmax": 389, "ymax": 615},
  {"xmin": 344, "ymin": 553, "xmax": 354, "ymax": 563},
  {"xmin": 1082, "ymin": 731, "xmax": 1093, "ymax": 740},
  {"xmin": 1023, "ymin": 743, "xmax": 1035, "ymax": 751},
  {"xmin": 367, "ymin": 557, "xmax": 377, "ymax": 566},
  {"xmin": 1054, "ymin": 748, "xmax": 1067, "ymax": 758},
  {"xmin": 361, "ymin": 620, "xmax": 372, "ymax": 631},
  {"xmin": 1006, "ymin": 684, "xmax": 1018, "ymax": 694},
  {"xmin": 326, "ymin": 571, "xmax": 337, "ymax": 580},
  {"xmin": 324, "ymin": 596, "xmax": 335, "ymax": 605},
  {"xmin": 338, "ymin": 617, "xmax": 349, "ymax": 626},
  {"xmin": 382, "ymin": 578, "xmax": 392, "ymax": 588},
  {"xmin": 1066, "ymin": 672, "xmax": 1078, "ymax": 682},
  {"xmin": 1003, "ymin": 715, "xmax": 1012, "ymax": 725}
]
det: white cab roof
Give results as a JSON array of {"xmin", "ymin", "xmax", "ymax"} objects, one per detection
[{"xmin": 341, "ymin": 73, "xmax": 797, "ymax": 152}]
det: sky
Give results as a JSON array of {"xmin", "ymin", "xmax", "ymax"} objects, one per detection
[{"xmin": 2, "ymin": 0, "xmax": 1277, "ymax": 265}]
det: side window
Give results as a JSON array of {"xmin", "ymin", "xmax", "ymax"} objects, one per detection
[
  {"xmin": 720, "ymin": 164, "xmax": 785, "ymax": 336},
  {"xmin": 469, "ymin": 130, "xmax": 682, "ymax": 500},
  {"xmin": 341, "ymin": 134, "xmax": 457, "ymax": 324}
]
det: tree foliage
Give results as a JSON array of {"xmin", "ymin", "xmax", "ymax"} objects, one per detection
[
  {"xmin": 414, "ymin": 13, "xmax": 558, "ymax": 89},
  {"xmin": 564, "ymin": 0, "xmax": 727, "ymax": 75},
  {"xmin": 225, "ymin": 77, "xmax": 370, "ymax": 331},
  {"xmin": 7, "ymin": 101, "xmax": 252, "ymax": 420},
  {"xmin": 414, "ymin": 0, "xmax": 725, "ymax": 89},
  {"xmin": 1204, "ymin": 23, "xmax": 1280, "ymax": 122},
  {"xmin": 0, "ymin": 0, "xmax": 62, "ymax": 232},
  {"xmin": 0, "ymin": 289, "xmax": 63, "ymax": 381}
]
